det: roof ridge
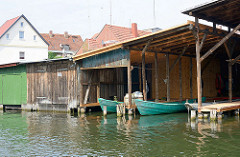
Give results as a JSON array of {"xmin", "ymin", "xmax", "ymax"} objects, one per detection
[{"xmin": 0, "ymin": 15, "xmax": 20, "ymax": 38}]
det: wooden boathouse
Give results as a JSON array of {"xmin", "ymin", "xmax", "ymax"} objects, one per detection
[
  {"xmin": 73, "ymin": 20, "xmax": 238, "ymax": 113},
  {"xmin": 0, "ymin": 58, "xmax": 79, "ymax": 112},
  {"xmin": 183, "ymin": 0, "xmax": 240, "ymax": 117}
]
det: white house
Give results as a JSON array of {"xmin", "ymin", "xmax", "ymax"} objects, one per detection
[{"xmin": 0, "ymin": 14, "xmax": 48, "ymax": 65}]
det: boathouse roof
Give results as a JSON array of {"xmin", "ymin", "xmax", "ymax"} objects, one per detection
[
  {"xmin": 182, "ymin": 0, "xmax": 240, "ymax": 28},
  {"xmin": 73, "ymin": 21, "xmax": 240, "ymax": 61}
]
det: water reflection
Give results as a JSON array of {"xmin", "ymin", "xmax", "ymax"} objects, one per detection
[{"xmin": 1, "ymin": 111, "xmax": 240, "ymax": 156}]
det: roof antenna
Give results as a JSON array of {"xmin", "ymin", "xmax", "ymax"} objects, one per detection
[
  {"xmin": 88, "ymin": 1, "xmax": 91, "ymax": 36},
  {"xmin": 153, "ymin": 0, "xmax": 156, "ymax": 26},
  {"xmin": 110, "ymin": 0, "xmax": 112, "ymax": 25}
]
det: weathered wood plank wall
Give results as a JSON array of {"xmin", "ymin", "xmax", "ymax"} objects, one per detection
[
  {"xmin": 27, "ymin": 60, "xmax": 79, "ymax": 107},
  {"xmin": 151, "ymin": 54, "xmax": 220, "ymax": 100}
]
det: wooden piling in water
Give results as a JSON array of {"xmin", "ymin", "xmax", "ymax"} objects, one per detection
[
  {"xmin": 191, "ymin": 110, "xmax": 196, "ymax": 120},
  {"xmin": 127, "ymin": 60, "xmax": 132, "ymax": 109},
  {"xmin": 210, "ymin": 110, "xmax": 217, "ymax": 121},
  {"xmin": 103, "ymin": 106, "xmax": 107, "ymax": 116}
]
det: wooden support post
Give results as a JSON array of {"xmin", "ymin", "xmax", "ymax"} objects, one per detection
[
  {"xmin": 138, "ymin": 65, "xmax": 142, "ymax": 92},
  {"xmin": 127, "ymin": 60, "xmax": 132, "ymax": 108},
  {"xmin": 200, "ymin": 24, "xmax": 240, "ymax": 62},
  {"xmin": 179, "ymin": 58, "xmax": 182, "ymax": 101},
  {"xmin": 195, "ymin": 17, "xmax": 202, "ymax": 113},
  {"xmin": 228, "ymin": 62, "xmax": 232, "ymax": 102},
  {"xmin": 224, "ymin": 42, "xmax": 233, "ymax": 103},
  {"xmin": 166, "ymin": 53, "xmax": 170, "ymax": 102},
  {"xmin": 155, "ymin": 51, "xmax": 159, "ymax": 101},
  {"xmin": 97, "ymin": 83, "xmax": 100, "ymax": 103},
  {"xmin": 83, "ymin": 71, "xmax": 94, "ymax": 104},
  {"xmin": 142, "ymin": 40, "xmax": 151, "ymax": 101},
  {"xmin": 190, "ymin": 57, "xmax": 193, "ymax": 99},
  {"xmin": 80, "ymin": 69, "xmax": 84, "ymax": 107},
  {"xmin": 142, "ymin": 52, "xmax": 146, "ymax": 101}
]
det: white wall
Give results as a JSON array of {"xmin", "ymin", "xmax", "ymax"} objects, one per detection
[{"xmin": 0, "ymin": 16, "xmax": 48, "ymax": 65}]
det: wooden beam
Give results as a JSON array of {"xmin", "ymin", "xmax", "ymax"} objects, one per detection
[
  {"xmin": 127, "ymin": 60, "xmax": 132, "ymax": 107},
  {"xmin": 200, "ymin": 24, "xmax": 240, "ymax": 62},
  {"xmin": 129, "ymin": 47, "xmax": 195, "ymax": 58},
  {"xmin": 80, "ymin": 65, "xmax": 127, "ymax": 70},
  {"xmin": 231, "ymin": 54, "xmax": 240, "ymax": 65},
  {"xmin": 179, "ymin": 58, "xmax": 182, "ymax": 101},
  {"xmin": 195, "ymin": 17, "xmax": 203, "ymax": 113},
  {"xmin": 142, "ymin": 40, "xmax": 151, "ymax": 101},
  {"xmin": 199, "ymin": 33, "xmax": 207, "ymax": 51},
  {"xmin": 224, "ymin": 42, "xmax": 231, "ymax": 59},
  {"xmin": 155, "ymin": 51, "xmax": 159, "ymax": 101},
  {"xmin": 169, "ymin": 46, "xmax": 188, "ymax": 72},
  {"xmin": 166, "ymin": 53, "xmax": 170, "ymax": 102},
  {"xmin": 190, "ymin": 57, "xmax": 193, "ymax": 99}
]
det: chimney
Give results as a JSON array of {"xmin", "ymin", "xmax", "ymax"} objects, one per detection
[
  {"xmin": 64, "ymin": 31, "xmax": 69, "ymax": 38},
  {"xmin": 131, "ymin": 23, "xmax": 138, "ymax": 38},
  {"xmin": 49, "ymin": 30, "xmax": 53, "ymax": 38}
]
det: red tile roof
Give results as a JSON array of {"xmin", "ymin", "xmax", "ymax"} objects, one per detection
[
  {"xmin": 41, "ymin": 33, "xmax": 83, "ymax": 53},
  {"xmin": 0, "ymin": 16, "xmax": 19, "ymax": 37},
  {"xmin": 76, "ymin": 24, "xmax": 150, "ymax": 55},
  {"xmin": 104, "ymin": 24, "xmax": 149, "ymax": 42}
]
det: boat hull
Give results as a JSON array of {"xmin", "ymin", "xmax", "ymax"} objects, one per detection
[
  {"xmin": 98, "ymin": 98, "xmax": 123, "ymax": 113},
  {"xmin": 135, "ymin": 98, "xmax": 203, "ymax": 116}
]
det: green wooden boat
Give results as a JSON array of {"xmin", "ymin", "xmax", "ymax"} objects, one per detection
[
  {"xmin": 98, "ymin": 98, "xmax": 123, "ymax": 113},
  {"xmin": 135, "ymin": 98, "xmax": 206, "ymax": 116}
]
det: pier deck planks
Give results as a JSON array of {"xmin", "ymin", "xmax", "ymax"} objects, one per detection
[{"xmin": 201, "ymin": 101, "xmax": 240, "ymax": 112}]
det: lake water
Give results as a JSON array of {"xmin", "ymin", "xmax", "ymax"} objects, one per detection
[{"xmin": 1, "ymin": 110, "xmax": 240, "ymax": 156}]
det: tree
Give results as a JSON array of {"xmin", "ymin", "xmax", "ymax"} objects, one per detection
[{"xmin": 48, "ymin": 51, "xmax": 57, "ymax": 59}]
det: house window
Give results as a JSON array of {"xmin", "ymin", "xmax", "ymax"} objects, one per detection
[
  {"xmin": 19, "ymin": 52, "xmax": 25, "ymax": 59},
  {"xmin": 6, "ymin": 34, "xmax": 9, "ymax": 39},
  {"xmin": 19, "ymin": 31, "xmax": 24, "ymax": 39},
  {"xmin": 33, "ymin": 35, "xmax": 37, "ymax": 40},
  {"xmin": 21, "ymin": 22, "xmax": 24, "ymax": 27}
]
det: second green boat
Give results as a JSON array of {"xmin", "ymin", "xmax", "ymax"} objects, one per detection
[{"xmin": 135, "ymin": 98, "xmax": 206, "ymax": 116}]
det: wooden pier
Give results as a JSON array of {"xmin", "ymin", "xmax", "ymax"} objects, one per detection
[{"xmin": 201, "ymin": 101, "xmax": 240, "ymax": 113}]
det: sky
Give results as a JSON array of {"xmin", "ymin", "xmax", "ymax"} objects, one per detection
[{"xmin": 0, "ymin": 0, "xmax": 212, "ymax": 39}]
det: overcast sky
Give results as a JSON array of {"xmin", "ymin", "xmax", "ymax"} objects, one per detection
[{"xmin": 0, "ymin": 0, "xmax": 211, "ymax": 39}]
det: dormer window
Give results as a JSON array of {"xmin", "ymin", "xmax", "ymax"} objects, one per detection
[
  {"xmin": 21, "ymin": 22, "xmax": 24, "ymax": 27},
  {"xmin": 6, "ymin": 34, "xmax": 9, "ymax": 39},
  {"xmin": 19, "ymin": 31, "xmax": 24, "ymax": 39}
]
